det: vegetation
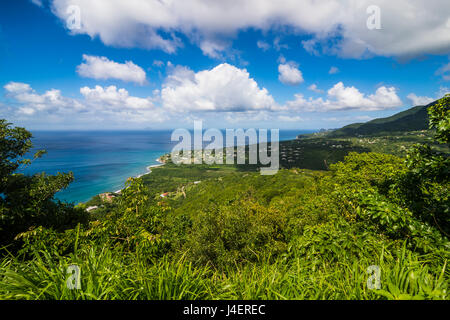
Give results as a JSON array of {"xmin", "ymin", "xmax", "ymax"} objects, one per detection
[
  {"xmin": 0, "ymin": 96, "xmax": 448, "ymax": 300},
  {"xmin": 0, "ymin": 120, "xmax": 88, "ymax": 251}
]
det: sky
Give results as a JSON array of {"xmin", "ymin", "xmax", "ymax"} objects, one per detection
[{"xmin": 0, "ymin": 0, "xmax": 449, "ymax": 130}]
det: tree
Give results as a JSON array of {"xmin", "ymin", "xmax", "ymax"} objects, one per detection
[
  {"xmin": 428, "ymin": 94, "xmax": 450, "ymax": 145},
  {"xmin": 0, "ymin": 120, "xmax": 88, "ymax": 249},
  {"xmin": 392, "ymin": 95, "xmax": 449, "ymax": 236}
]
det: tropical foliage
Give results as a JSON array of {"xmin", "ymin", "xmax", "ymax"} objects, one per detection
[{"xmin": 0, "ymin": 120, "xmax": 88, "ymax": 251}]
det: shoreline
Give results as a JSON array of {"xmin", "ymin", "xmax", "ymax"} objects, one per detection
[{"xmin": 114, "ymin": 156, "xmax": 166, "ymax": 194}]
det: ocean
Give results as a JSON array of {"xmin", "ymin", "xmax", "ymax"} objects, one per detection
[{"xmin": 21, "ymin": 129, "xmax": 313, "ymax": 204}]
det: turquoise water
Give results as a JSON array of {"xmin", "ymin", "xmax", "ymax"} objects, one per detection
[
  {"xmin": 22, "ymin": 131, "xmax": 175, "ymax": 204},
  {"xmin": 21, "ymin": 130, "xmax": 312, "ymax": 204}
]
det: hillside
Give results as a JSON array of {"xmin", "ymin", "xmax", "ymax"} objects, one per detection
[{"xmin": 327, "ymin": 101, "xmax": 436, "ymax": 137}]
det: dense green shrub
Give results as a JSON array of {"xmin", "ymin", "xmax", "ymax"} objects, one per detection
[{"xmin": 185, "ymin": 195, "xmax": 287, "ymax": 267}]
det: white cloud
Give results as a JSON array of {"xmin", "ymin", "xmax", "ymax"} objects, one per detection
[
  {"xmin": 308, "ymin": 84, "xmax": 324, "ymax": 94},
  {"xmin": 76, "ymin": 55, "xmax": 147, "ymax": 84},
  {"xmin": 278, "ymin": 115, "xmax": 303, "ymax": 122},
  {"xmin": 273, "ymin": 37, "xmax": 289, "ymax": 51},
  {"xmin": 4, "ymin": 82, "xmax": 80, "ymax": 114},
  {"xmin": 80, "ymin": 85, "xmax": 154, "ymax": 110},
  {"xmin": 435, "ymin": 63, "xmax": 450, "ymax": 81},
  {"xmin": 286, "ymin": 82, "xmax": 402, "ymax": 111},
  {"xmin": 199, "ymin": 40, "xmax": 229, "ymax": 59},
  {"xmin": 224, "ymin": 111, "xmax": 272, "ymax": 123},
  {"xmin": 301, "ymin": 39, "xmax": 320, "ymax": 56},
  {"xmin": 407, "ymin": 87, "xmax": 450, "ymax": 106},
  {"xmin": 161, "ymin": 63, "xmax": 276, "ymax": 112},
  {"xmin": 257, "ymin": 40, "xmax": 270, "ymax": 51},
  {"xmin": 328, "ymin": 66, "xmax": 339, "ymax": 74},
  {"xmin": 80, "ymin": 85, "xmax": 167, "ymax": 123},
  {"xmin": 4, "ymin": 82, "xmax": 33, "ymax": 94},
  {"xmin": 3, "ymin": 82, "xmax": 166, "ymax": 123},
  {"xmin": 48, "ymin": 0, "xmax": 450, "ymax": 58},
  {"xmin": 18, "ymin": 107, "xmax": 37, "ymax": 115},
  {"xmin": 406, "ymin": 93, "xmax": 434, "ymax": 106},
  {"xmin": 31, "ymin": 0, "xmax": 43, "ymax": 7},
  {"xmin": 3, "ymin": 78, "xmax": 407, "ymax": 129},
  {"xmin": 278, "ymin": 62, "xmax": 304, "ymax": 85}
]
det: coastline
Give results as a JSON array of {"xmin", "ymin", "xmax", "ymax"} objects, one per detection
[{"xmin": 114, "ymin": 156, "xmax": 165, "ymax": 194}]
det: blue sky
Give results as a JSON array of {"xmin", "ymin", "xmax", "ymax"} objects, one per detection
[{"xmin": 1, "ymin": 0, "xmax": 449, "ymax": 130}]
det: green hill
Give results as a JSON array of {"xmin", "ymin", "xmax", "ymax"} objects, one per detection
[{"xmin": 328, "ymin": 100, "xmax": 437, "ymax": 137}]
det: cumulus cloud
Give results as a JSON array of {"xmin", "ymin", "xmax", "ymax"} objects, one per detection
[
  {"xmin": 80, "ymin": 85, "xmax": 167, "ymax": 123},
  {"xmin": 278, "ymin": 62, "xmax": 304, "ymax": 85},
  {"xmin": 46, "ymin": 0, "xmax": 450, "ymax": 58},
  {"xmin": 286, "ymin": 82, "xmax": 402, "ymax": 111},
  {"xmin": 4, "ymin": 81, "xmax": 82, "ymax": 115},
  {"xmin": 406, "ymin": 93, "xmax": 435, "ymax": 106},
  {"xmin": 4, "ymin": 82, "xmax": 33, "ymax": 95},
  {"xmin": 3, "ymin": 82, "xmax": 165, "ymax": 123},
  {"xmin": 76, "ymin": 55, "xmax": 147, "ymax": 84},
  {"xmin": 161, "ymin": 63, "xmax": 276, "ymax": 112},
  {"xmin": 80, "ymin": 85, "xmax": 154, "ymax": 110}
]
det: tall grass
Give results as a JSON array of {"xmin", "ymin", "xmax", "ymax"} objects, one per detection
[{"xmin": 1, "ymin": 244, "xmax": 447, "ymax": 300}]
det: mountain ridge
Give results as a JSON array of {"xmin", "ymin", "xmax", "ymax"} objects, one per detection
[{"xmin": 326, "ymin": 100, "xmax": 438, "ymax": 137}]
